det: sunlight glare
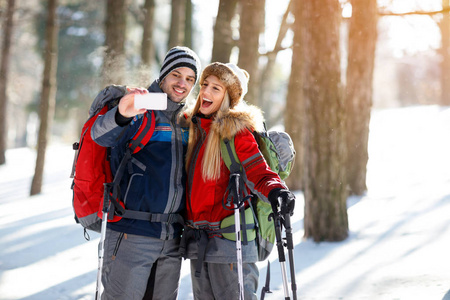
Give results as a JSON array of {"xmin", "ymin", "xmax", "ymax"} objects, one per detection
[
  {"xmin": 342, "ymin": 2, "xmax": 352, "ymax": 18},
  {"xmin": 384, "ymin": 15, "xmax": 440, "ymax": 57},
  {"xmin": 380, "ymin": 0, "xmax": 442, "ymax": 56}
]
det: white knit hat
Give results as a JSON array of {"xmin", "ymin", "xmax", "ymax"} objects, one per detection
[{"xmin": 225, "ymin": 63, "xmax": 248, "ymax": 97}]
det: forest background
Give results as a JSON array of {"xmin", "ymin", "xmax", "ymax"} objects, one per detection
[{"xmin": 0, "ymin": 0, "xmax": 448, "ymax": 241}]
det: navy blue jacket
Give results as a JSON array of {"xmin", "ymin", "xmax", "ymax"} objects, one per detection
[{"xmin": 91, "ymin": 80, "xmax": 189, "ymax": 239}]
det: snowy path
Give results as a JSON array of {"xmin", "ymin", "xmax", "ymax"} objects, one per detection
[{"xmin": 0, "ymin": 106, "xmax": 449, "ymax": 300}]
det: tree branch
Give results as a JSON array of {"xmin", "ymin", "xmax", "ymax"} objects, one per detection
[
  {"xmin": 261, "ymin": 0, "xmax": 293, "ymax": 57},
  {"xmin": 379, "ymin": 6, "xmax": 450, "ymax": 16}
]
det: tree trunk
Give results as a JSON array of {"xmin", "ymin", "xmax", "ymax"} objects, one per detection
[
  {"xmin": 102, "ymin": 0, "xmax": 127, "ymax": 86},
  {"xmin": 0, "ymin": 0, "xmax": 15, "ymax": 165},
  {"xmin": 184, "ymin": 0, "xmax": 193, "ymax": 48},
  {"xmin": 168, "ymin": 0, "xmax": 185, "ymax": 49},
  {"xmin": 303, "ymin": 0, "xmax": 348, "ymax": 242},
  {"xmin": 440, "ymin": 0, "xmax": 450, "ymax": 105},
  {"xmin": 141, "ymin": 0, "xmax": 155, "ymax": 66},
  {"xmin": 30, "ymin": 0, "xmax": 59, "ymax": 196},
  {"xmin": 284, "ymin": 0, "xmax": 303, "ymax": 191},
  {"xmin": 211, "ymin": 0, "xmax": 238, "ymax": 63},
  {"xmin": 138, "ymin": 0, "xmax": 155, "ymax": 86},
  {"xmin": 345, "ymin": 0, "xmax": 378, "ymax": 195},
  {"xmin": 237, "ymin": 0, "xmax": 265, "ymax": 106}
]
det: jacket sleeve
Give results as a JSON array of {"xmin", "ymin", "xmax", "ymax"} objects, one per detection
[
  {"xmin": 91, "ymin": 106, "xmax": 135, "ymax": 147},
  {"xmin": 234, "ymin": 130, "xmax": 288, "ymax": 203}
]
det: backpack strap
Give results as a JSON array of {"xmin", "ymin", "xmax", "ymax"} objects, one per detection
[
  {"xmin": 221, "ymin": 137, "xmax": 245, "ymax": 206},
  {"xmin": 220, "ymin": 137, "xmax": 251, "ymax": 207},
  {"xmin": 121, "ymin": 210, "xmax": 184, "ymax": 224},
  {"xmin": 220, "ymin": 137, "xmax": 251, "ymax": 244},
  {"xmin": 129, "ymin": 111, "xmax": 156, "ymax": 154},
  {"xmin": 220, "ymin": 137, "xmax": 242, "ymax": 174}
]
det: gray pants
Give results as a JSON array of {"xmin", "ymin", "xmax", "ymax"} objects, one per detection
[
  {"xmin": 101, "ymin": 228, "xmax": 182, "ymax": 300},
  {"xmin": 190, "ymin": 260, "xmax": 259, "ymax": 300}
]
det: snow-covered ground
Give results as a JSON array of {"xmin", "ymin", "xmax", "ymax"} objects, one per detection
[{"xmin": 1, "ymin": 105, "xmax": 449, "ymax": 300}]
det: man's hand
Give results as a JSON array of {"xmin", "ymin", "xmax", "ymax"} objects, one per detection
[
  {"xmin": 118, "ymin": 87, "xmax": 148, "ymax": 118},
  {"xmin": 268, "ymin": 188, "xmax": 296, "ymax": 216}
]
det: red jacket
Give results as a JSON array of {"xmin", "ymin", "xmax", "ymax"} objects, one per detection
[{"xmin": 186, "ymin": 112, "xmax": 287, "ymax": 231}]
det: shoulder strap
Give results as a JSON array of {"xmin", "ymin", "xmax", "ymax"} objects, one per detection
[
  {"xmin": 220, "ymin": 137, "xmax": 241, "ymax": 174},
  {"xmin": 220, "ymin": 136, "xmax": 252, "ymax": 245},
  {"xmin": 128, "ymin": 110, "xmax": 156, "ymax": 154},
  {"xmin": 220, "ymin": 136, "xmax": 248, "ymax": 209}
]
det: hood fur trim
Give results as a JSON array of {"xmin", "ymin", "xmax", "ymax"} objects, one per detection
[{"xmin": 210, "ymin": 101, "xmax": 265, "ymax": 140}]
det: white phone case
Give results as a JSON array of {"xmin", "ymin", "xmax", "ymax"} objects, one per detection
[{"xmin": 134, "ymin": 93, "xmax": 167, "ymax": 110}]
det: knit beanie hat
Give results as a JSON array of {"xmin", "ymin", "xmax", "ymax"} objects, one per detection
[
  {"xmin": 199, "ymin": 62, "xmax": 249, "ymax": 108},
  {"xmin": 159, "ymin": 46, "xmax": 201, "ymax": 84}
]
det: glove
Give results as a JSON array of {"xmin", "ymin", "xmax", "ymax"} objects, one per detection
[{"xmin": 268, "ymin": 188, "xmax": 295, "ymax": 216}]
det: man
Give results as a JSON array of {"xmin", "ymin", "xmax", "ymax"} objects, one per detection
[{"xmin": 91, "ymin": 46, "xmax": 201, "ymax": 300}]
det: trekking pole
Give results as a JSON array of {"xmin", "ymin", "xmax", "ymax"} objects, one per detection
[
  {"xmin": 282, "ymin": 210, "xmax": 297, "ymax": 300},
  {"xmin": 271, "ymin": 208, "xmax": 291, "ymax": 300},
  {"xmin": 260, "ymin": 261, "xmax": 272, "ymax": 300},
  {"xmin": 95, "ymin": 183, "xmax": 111, "ymax": 300},
  {"xmin": 232, "ymin": 174, "xmax": 245, "ymax": 300}
]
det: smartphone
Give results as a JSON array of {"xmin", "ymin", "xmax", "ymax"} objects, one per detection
[{"xmin": 134, "ymin": 93, "xmax": 167, "ymax": 110}]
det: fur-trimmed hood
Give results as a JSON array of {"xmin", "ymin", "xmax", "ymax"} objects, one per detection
[
  {"xmin": 186, "ymin": 101, "xmax": 265, "ymax": 139},
  {"xmin": 210, "ymin": 102, "xmax": 265, "ymax": 140}
]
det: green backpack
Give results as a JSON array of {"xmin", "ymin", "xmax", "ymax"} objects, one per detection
[{"xmin": 219, "ymin": 128, "xmax": 296, "ymax": 261}]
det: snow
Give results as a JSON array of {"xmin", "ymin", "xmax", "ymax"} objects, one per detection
[{"xmin": 1, "ymin": 105, "xmax": 450, "ymax": 300}]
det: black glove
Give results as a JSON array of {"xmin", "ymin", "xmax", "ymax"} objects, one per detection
[{"xmin": 268, "ymin": 188, "xmax": 295, "ymax": 216}]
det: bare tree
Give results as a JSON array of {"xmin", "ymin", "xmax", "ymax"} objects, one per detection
[
  {"xmin": 0, "ymin": 0, "xmax": 15, "ymax": 165},
  {"xmin": 30, "ymin": 0, "xmax": 59, "ymax": 195},
  {"xmin": 168, "ymin": 0, "xmax": 185, "ymax": 49},
  {"xmin": 102, "ymin": 0, "xmax": 127, "ymax": 86},
  {"xmin": 237, "ymin": 0, "xmax": 265, "ymax": 105},
  {"xmin": 184, "ymin": 0, "xmax": 193, "ymax": 48},
  {"xmin": 211, "ymin": 0, "xmax": 238, "ymax": 63},
  {"xmin": 345, "ymin": 0, "xmax": 378, "ymax": 195},
  {"xmin": 302, "ymin": 0, "xmax": 348, "ymax": 242},
  {"xmin": 141, "ymin": 0, "xmax": 155, "ymax": 67},
  {"xmin": 284, "ymin": 0, "xmax": 303, "ymax": 191},
  {"xmin": 137, "ymin": 0, "xmax": 156, "ymax": 85}
]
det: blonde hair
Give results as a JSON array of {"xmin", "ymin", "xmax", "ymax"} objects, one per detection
[{"xmin": 186, "ymin": 92, "xmax": 231, "ymax": 181}]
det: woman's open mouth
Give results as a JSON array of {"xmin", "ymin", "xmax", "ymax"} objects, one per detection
[{"xmin": 202, "ymin": 98, "xmax": 213, "ymax": 108}]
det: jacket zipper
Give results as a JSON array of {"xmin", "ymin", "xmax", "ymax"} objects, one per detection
[{"xmin": 166, "ymin": 106, "xmax": 183, "ymax": 239}]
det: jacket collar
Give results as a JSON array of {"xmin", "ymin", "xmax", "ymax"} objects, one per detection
[{"xmin": 206, "ymin": 102, "xmax": 265, "ymax": 140}]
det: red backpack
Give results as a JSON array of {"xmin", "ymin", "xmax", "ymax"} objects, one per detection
[{"xmin": 70, "ymin": 85, "xmax": 155, "ymax": 233}]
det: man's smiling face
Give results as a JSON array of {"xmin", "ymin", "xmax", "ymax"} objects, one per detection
[{"xmin": 159, "ymin": 67, "xmax": 196, "ymax": 103}]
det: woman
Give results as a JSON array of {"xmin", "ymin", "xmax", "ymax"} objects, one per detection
[{"xmin": 183, "ymin": 62, "xmax": 295, "ymax": 299}]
